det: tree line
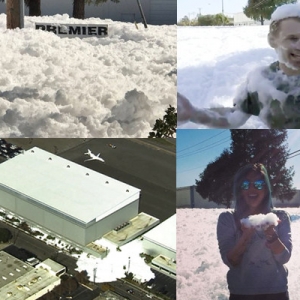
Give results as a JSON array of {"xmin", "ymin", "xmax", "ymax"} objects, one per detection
[
  {"xmin": 178, "ymin": 14, "xmax": 232, "ymax": 26},
  {"xmin": 244, "ymin": 0, "xmax": 297, "ymax": 25},
  {"xmin": 178, "ymin": 0, "xmax": 297, "ymax": 26},
  {"xmin": 196, "ymin": 130, "xmax": 296, "ymax": 208}
]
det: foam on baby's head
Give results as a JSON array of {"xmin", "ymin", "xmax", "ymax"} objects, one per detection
[
  {"xmin": 271, "ymin": 3, "xmax": 300, "ymax": 22},
  {"xmin": 240, "ymin": 212, "xmax": 279, "ymax": 231}
]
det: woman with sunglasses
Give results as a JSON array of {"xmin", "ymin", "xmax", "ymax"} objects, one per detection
[{"xmin": 217, "ymin": 163, "xmax": 292, "ymax": 300}]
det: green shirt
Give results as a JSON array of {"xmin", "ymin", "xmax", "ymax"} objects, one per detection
[{"xmin": 234, "ymin": 61, "xmax": 300, "ymax": 128}]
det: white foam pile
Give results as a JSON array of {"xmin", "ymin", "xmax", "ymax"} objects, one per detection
[
  {"xmin": 271, "ymin": 3, "xmax": 300, "ymax": 22},
  {"xmin": 0, "ymin": 14, "xmax": 176, "ymax": 137},
  {"xmin": 240, "ymin": 212, "xmax": 280, "ymax": 230}
]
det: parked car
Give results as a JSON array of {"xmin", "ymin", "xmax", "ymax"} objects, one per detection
[{"xmin": 108, "ymin": 143, "xmax": 116, "ymax": 149}]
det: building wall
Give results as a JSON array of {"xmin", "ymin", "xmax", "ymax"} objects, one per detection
[
  {"xmin": 85, "ymin": 200, "xmax": 139, "ymax": 245},
  {"xmin": 0, "ymin": 186, "xmax": 139, "ymax": 245},
  {"xmin": 142, "ymin": 239, "xmax": 176, "ymax": 260},
  {"xmin": 0, "ymin": 0, "xmax": 176, "ymax": 25},
  {"xmin": 177, "ymin": 186, "xmax": 229, "ymax": 209},
  {"xmin": 149, "ymin": 0, "xmax": 176, "ymax": 25}
]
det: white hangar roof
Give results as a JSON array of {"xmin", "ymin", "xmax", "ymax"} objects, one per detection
[
  {"xmin": 0, "ymin": 147, "xmax": 140, "ymax": 224},
  {"xmin": 143, "ymin": 214, "xmax": 176, "ymax": 252}
]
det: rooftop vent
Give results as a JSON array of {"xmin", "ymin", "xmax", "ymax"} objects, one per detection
[{"xmin": 48, "ymin": 157, "xmax": 52, "ymax": 160}]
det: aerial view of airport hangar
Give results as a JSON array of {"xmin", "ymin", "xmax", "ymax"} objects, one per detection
[{"xmin": 0, "ymin": 138, "xmax": 176, "ymax": 300}]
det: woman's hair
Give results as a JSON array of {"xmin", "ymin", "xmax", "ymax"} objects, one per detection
[{"xmin": 233, "ymin": 163, "xmax": 273, "ymax": 219}]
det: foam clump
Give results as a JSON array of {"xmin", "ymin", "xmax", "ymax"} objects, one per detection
[
  {"xmin": 240, "ymin": 212, "xmax": 279, "ymax": 231},
  {"xmin": 271, "ymin": 3, "xmax": 300, "ymax": 22}
]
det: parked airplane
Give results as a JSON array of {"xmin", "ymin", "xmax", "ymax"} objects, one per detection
[{"xmin": 84, "ymin": 149, "xmax": 105, "ymax": 163}]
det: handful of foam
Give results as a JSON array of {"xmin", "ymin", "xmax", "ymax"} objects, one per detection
[{"xmin": 240, "ymin": 213, "xmax": 279, "ymax": 231}]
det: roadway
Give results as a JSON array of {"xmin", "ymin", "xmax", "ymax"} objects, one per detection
[{"xmin": 0, "ymin": 221, "xmax": 78, "ymax": 274}]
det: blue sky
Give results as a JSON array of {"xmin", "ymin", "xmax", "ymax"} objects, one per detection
[
  {"xmin": 177, "ymin": 0, "xmax": 248, "ymax": 21},
  {"xmin": 177, "ymin": 130, "xmax": 300, "ymax": 189}
]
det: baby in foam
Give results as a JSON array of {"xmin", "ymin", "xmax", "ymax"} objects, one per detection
[{"xmin": 178, "ymin": 3, "xmax": 300, "ymax": 129}]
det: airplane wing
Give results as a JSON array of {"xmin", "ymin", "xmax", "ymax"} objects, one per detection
[
  {"xmin": 85, "ymin": 157, "xmax": 105, "ymax": 163},
  {"xmin": 84, "ymin": 158, "xmax": 94, "ymax": 162},
  {"xmin": 95, "ymin": 157, "xmax": 105, "ymax": 163}
]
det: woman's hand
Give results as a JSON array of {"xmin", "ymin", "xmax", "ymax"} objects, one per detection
[
  {"xmin": 227, "ymin": 225, "xmax": 255, "ymax": 266},
  {"xmin": 264, "ymin": 225, "xmax": 278, "ymax": 242},
  {"xmin": 264, "ymin": 221, "xmax": 285, "ymax": 254},
  {"xmin": 241, "ymin": 224, "xmax": 255, "ymax": 243}
]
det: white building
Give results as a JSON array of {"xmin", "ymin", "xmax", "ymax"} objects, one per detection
[
  {"xmin": 233, "ymin": 12, "xmax": 270, "ymax": 26},
  {"xmin": 143, "ymin": 214, "xmax": 176, "ymax": 260},
  {"xmin": 0, "ymin": 147, "xmax": 141, "ymax": 246}
]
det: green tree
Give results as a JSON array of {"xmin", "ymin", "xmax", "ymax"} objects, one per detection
[
  {"xmin": 196, "ymin": 148, "xmax": 235, "ymax": 208},
  {"xmin": 197, "ymin": 14, "xmax": 230, "ymax": 26},
  {"xmin": 244, "ymin": 0, "xmax": 297, "ymax": 25},
  {"xmin": 177, "ymin": 15, "xmax": 191, "ymax": 26},
  {"xmin": 197, "ymin": 14, "xmax": 215, "ymax": 26},
  {"xmin": 0, "ymin": 228, "xmax": 12, "ymax": 242},
  {"xmin": 19, "ymin": 221, "xmax": 31, "ymax": 233},
  {"xmin": 214, "ymin": 13, "xmax": 230, "ymax": 25},
  {"xmin": 196, "ymin": 130, "xmax": 296, "ymax": 207},
  {"xmin": 148, "ymin": 105, "xmax": 176, "ymax": 138},
  {"xmin": 73, "ymin": 0, "xmax": 120, "ymax": 19}
]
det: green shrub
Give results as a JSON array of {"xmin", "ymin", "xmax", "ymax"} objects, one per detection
[{"xmin": 0, "ymin": 228, "xmax": 12, "ymax": 242}]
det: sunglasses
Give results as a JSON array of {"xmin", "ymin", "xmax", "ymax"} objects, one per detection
[{"xmin": 240, "ymin": 180, "xmax": 266, "ymax": 190}]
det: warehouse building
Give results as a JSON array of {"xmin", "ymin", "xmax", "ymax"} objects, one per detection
[
  {"xmin": 0, "ymin": 147, "xmax": 141, "ymax": 246},
  {"xmin": 0, "ymin": 251, "xmax": 63, "ymax": 300},
  {"xmin": 142, "ymin": 214, "xmax": 176, "ymax": 276},
  {"xmin": 143, "ymin": 214, "xmax": 176, "ymax": 260}
]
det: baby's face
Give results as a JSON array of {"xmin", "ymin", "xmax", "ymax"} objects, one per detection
[{"xmin": 275, "ymin": 18, "xmax": 300, "ymax": 71}]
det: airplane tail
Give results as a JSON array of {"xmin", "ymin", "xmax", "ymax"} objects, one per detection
[{"xmin": 84, "ymin": 149, "xmax": 92, "ymax": 155}]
